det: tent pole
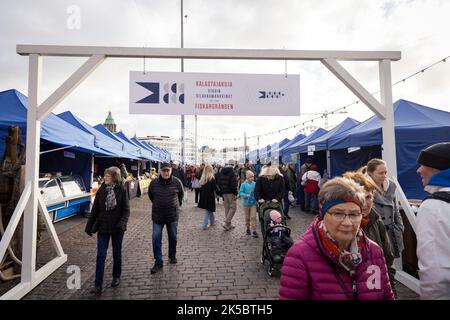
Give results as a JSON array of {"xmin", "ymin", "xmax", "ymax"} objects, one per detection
[
  {"xmin": 22, "ymin": 54, "xmax": 42, "ymax": 286},
  {"xmin": 379, "ymin": 60, "xmax": 397, "ymax": 177}
]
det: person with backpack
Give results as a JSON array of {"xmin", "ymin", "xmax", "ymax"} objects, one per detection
[{"xmin": 416, "ymin": 142, "xmax": 450, "ymax": 299}]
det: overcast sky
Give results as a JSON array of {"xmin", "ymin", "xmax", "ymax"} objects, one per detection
[{"xmin": 1, "ymin": 0, "xmax": 449, "ymax": 151}]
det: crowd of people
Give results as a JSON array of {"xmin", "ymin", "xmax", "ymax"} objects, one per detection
[{"xmin": 84, "ymin": 142, "xmax": 450, "ymax": 300}]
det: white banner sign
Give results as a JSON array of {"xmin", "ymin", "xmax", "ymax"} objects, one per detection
[{"xmin": 129, "ymin": 71, "xmax": 300, "ymax": 116}]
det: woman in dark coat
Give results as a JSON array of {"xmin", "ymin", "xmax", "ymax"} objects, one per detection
[
  {"xmin": 255, "ymin": 165, "xmax": 285, "ymax": 203},
  {"xmin": 198, "ymin": 164, "xmax": 220, "ymax": 230},
  {"xmin": 85, "ymin": 166, "xmax": 130, "ymax": 295}
]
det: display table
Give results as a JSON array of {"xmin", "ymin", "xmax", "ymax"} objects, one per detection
[
  {"xmin": 46, "ymin": 193, "xmax": 91, "ymax": 222},
  {"xmin": 39, "ymin": 175, "xmax": 90, "ymax": 222},
  {"xmin": 138, "ymin": 178, "xmax": 151, "ymax": 195}
]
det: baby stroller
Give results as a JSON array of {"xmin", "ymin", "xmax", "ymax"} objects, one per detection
[{"xmin": 258, "ymin": 201, "xmax": 294, "ymax": 276}]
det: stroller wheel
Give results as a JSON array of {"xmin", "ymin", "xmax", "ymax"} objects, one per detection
[{"xmin": 267, "ymin": 264, "xmax": 273, "ymax": 277}]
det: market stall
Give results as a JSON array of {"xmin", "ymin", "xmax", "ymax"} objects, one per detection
[{"xmin": 39, "ymin": 174, "xmax": 90, "ymax": 222}]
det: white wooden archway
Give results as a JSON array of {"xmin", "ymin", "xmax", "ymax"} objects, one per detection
[{"xmin": 0, "ymin": 45, "xmax": 419, "ymax": 299}]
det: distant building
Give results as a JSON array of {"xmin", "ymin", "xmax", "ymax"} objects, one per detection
[
  {"xmin": 200, "ymin": 146, "xmax": 221, "ymax": 164},
  {"xmin": 103, "ymin": 110, "xmax": 117, "ymax": 132},
  {"xmin": 221, "ymin": 146, "xmax": 249, "ymax": 165},
  {"xmin": 139, "ymin": 135, "xmax": 195, "ymax": 164}
]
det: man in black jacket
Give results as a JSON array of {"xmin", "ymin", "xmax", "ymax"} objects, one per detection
[
  {"xmin": 171, "ymin": 161, "xmax": 186, "ymax": 187},
  {"xmin": 217, "ymin": 160, "xmax": 238, "ymax": 231},
  {"xmin": 148, "ymin": 162, "xmax": 184, "ymax": 274}
]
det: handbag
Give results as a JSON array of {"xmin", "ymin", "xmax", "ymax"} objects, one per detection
[{"xmin": 288, "ymin": 191, "xmax": 295, "ymax": 203}]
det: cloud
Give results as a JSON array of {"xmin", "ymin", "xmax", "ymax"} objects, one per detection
[{"xmin": 1, "ymin": 0, "xmax": 449, "ymax": 155}]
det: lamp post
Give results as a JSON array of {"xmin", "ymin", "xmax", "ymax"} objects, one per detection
[{"xmin": 180, "ymin": 0, "xmax": 185, "ymax": 166}]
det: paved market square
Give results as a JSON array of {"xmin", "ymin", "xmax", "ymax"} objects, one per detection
[{"xmin": 21, "ymin": 191, "xmax": 418, "ymax": 300}]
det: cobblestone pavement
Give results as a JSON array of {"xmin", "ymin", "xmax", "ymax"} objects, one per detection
[{"xmin": 19, "ymin": 190, "xmax": 418, "ymax": 300}]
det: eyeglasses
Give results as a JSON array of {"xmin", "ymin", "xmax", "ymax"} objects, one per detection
[{"xmin": 328, "ymin": 210, "xmax": 362, "ymax": 222}]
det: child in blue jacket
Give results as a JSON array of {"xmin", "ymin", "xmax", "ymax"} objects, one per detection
[{"xmin": 239, "ymin": 171, "xmax": 258, "ymax": 237}]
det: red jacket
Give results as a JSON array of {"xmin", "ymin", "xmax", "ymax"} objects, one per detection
[{"xmin": 279, "ymin": 218, "xmax": 395, "ymax": 300}]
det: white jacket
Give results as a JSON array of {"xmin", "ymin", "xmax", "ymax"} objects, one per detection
[
  {"xmin": 416, "ymin": 186, "xmax": 450, "ymax": 300},
  {"xmin": 301, "ymin": 170, "xmax": 321, "ymax": 184}
]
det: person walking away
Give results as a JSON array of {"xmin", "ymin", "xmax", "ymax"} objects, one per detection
[
  {"xmin": 363, "ymin": 159, "xmax": 404, "ymax": 260},
  {"xmin": 286, "ymin": 163, "xmax": 297, "ymax": 200},
  {"xmin": 198, "ymin": 164, "xmax": 220, "ymax": 230},
  {"xmin": 416, "ymin": 142, "xmax": 450, "ymax": 299},
  {"xmin": 279, "ymin": 177, "xmax": 394, "ymax": 300},
  {"xmin": 214, "ymin": 163, "xmax": 223, "ymax": 203},
  {"xmin": 148, "ymin": 162, "xmax": 184, "ymax": 274},
  {"xmin": 344, "ymin": 171, "xmax": 397, "ymax": 297},
  {"xmin": 301, "ymin": 164, "xmax": 321, "ymax": 215},
  {"xmin": 217, "ymin": 159, "xmax": 238, "ymax": 231},
  {"xmin": 85, "ymin": 166, "xmax": 130, "ymax": 295},
  {"xmin": 279, "ymin": 164, "xmax": 292, "ymax": 220},
  {"xmin": 297, "ymin": 158, "xmax": 313, "ymax": 209},
  {"xmin": 239, "ymin": 170, "xmax": 258, "ymax": 237},
  {"xmin": 171, "ymin": 161, "xmax": 186, "ymax": 187},
  {"xmin": 192, "ymin": 164, "xmax": 204, "ymax": 203}
]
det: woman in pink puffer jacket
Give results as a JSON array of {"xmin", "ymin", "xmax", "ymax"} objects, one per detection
[{"xmin": 279, "ymin": 177, "xmax": 394, "ymax": 300}]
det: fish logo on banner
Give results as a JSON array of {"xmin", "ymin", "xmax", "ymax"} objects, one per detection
[
  {"xmin": 258, "ymin": 91, "xmax": 285, "ymax": 99},
  {"xmin": 136, "ymin": 82, "xmax": 184, "ymax": 104}
]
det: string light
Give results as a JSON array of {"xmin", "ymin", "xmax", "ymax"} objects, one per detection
[{"xmin": 185, "ymin": 55, "xmax": 449, "ymax": 143}]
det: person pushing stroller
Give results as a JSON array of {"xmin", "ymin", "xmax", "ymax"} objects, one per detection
[{"xmin": 255, "ymin": 164, "xmax": 285, "ymax": 206}]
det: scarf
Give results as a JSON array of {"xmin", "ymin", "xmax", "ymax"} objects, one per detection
[
  {"xmin": 318, "ymin": 221, "xmax": 364, "ymax": 275},
  {"xmin": 360, "ymin": 214, "xmax": 370, "ymax": 230},
  {"xmin": 105, "ymin": 184, "xmax": 117, "ymax": 211}
]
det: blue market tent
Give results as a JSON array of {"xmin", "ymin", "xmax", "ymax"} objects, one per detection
[
  {"xmin": 57, "ymin": 111, "xmax": 139, "ymax": 160},
  {"xmin": 0, "ymin": 89, "xmax": 114, "ymax": 190},
  {"xmin": 141, "ymin": 140, "xmax": 170, "ymax": 162},
  {"xmin": 94, "ymin": 124, "xmax": 143, "ymax": 158},
  {"xmin": 115, "ymin": 131, "xmax": 155, "ymax": 161},
  {"xmin": 279, "ymin": 133, "xmax": 306, "ymax": 162},
  {"xmin": 301, "ymin": 118, "xmax": 360, "ymax": 152},
  {"xmin": 294, "ymin": 118, "xmax": 360, "ymax": 177},
  {"xmin": 328, "ymin": 99, "xmax": 450, "ymax": 199},
  {"xmin": 130, "ymin": 137, "xmax": 159, "ymax": 161},
  {"xmin": 281, "ymin": 129, "xmax": 327, "ymax": 163},
  {"xmin": 259, "ymin": 144, "xmax": 271, "ymax": 163},
  {"xmin": 0, "ymin": 89, "xmax": 112, "ymax": 157},
  {"xmin": 247, "ymin": 149, "xmax": 258, "ymax": 162},
  {"xmin": 248, "ymin": 137, "xmax": 291, "ymax": 164}
]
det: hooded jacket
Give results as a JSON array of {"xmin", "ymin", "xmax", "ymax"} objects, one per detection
[
  {"xmin": 416, "ymin": 168, "xmax": 450, "ymax": 300},
  {"xmin": 279, "ymin": 217, "xmax": 394, "ymax": 300}
]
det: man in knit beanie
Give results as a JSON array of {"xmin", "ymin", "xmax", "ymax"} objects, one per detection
[{"xmin": 416, "ymin": 142, "xmax": 450, "ymax": 300}]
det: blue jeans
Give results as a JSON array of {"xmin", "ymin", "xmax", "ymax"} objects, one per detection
[
  {"xmin": 152, "ymin": 222, "xmax": 178, "ymax": 266},
  {"xmin": 95, "ymin": 231, "xmax": 124, "ymax": 288},
  {"xmin": 203, "ymin": 210, "xmax": 215, "ymax": 229}
]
